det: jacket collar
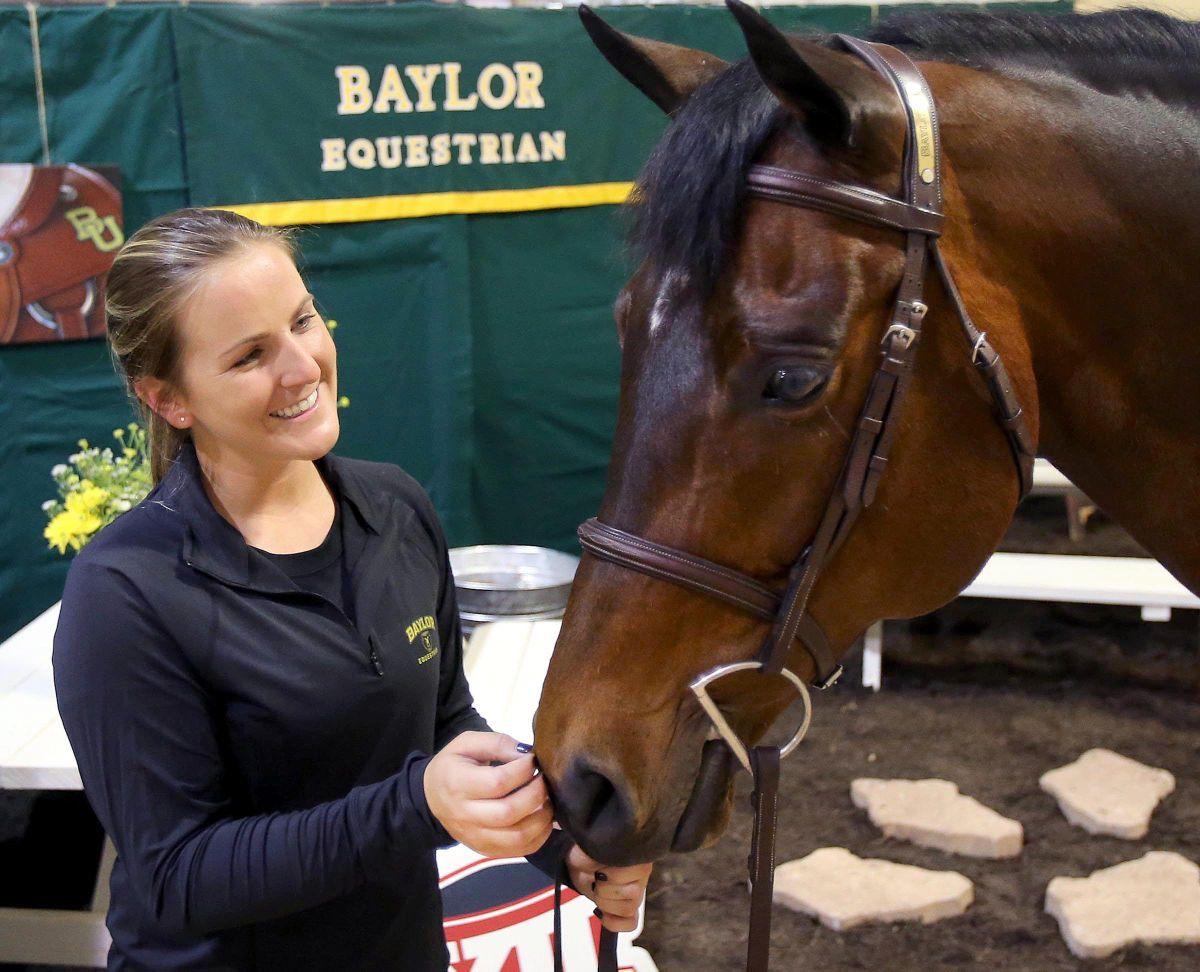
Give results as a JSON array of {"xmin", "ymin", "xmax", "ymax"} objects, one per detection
[{"xmin": 163, "ymin": 439, "xmax": 390, "ymax": 593}]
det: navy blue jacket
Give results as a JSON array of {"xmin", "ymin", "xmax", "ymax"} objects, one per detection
[{"xmin": 52, "ymin": 441, "xmax": 560, "ymax": 970}]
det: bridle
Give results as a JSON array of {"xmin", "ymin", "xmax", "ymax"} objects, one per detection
[{"xmin": 556, "ymin": 36, "xmax": 1037, "ymax": 972}]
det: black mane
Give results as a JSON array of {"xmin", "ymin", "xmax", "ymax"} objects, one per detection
[
  {"xmin": 629, "ymin": 10, "xmax": 1199, "ymax": 293},
  {"xmin": 629, "ymin": 58, "xmax": 780, "ymax": 297},
  {"xmin": 871, "ymin": 9, "xmax": 1200, "ymax": 84}
]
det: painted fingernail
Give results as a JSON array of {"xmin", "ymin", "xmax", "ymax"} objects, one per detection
[
  {"xmin": 595, "ymin": 871, "xmax": 609, "ymax": 882},
  {"xmin": 515, "ymin": 742, "xmax": 533, "ymax": 753}
]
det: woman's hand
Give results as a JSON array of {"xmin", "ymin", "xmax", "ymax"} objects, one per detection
[
  {"xmin": 424, "ymin": 732, "xmax": 553, "ymax": 859},
  {"xmin": 566, "ymin": 844, "xmax": 653, "ymax": 934}
]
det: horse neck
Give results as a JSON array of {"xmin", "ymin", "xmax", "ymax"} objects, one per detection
[{"xmin": 939, "ymin": 64, "xmax": 1200, "ymax": 589}]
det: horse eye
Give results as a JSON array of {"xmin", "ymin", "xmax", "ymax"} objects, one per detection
[{"xmin": 764, "ymin": 366, "xmax": 827, "ymax": 404}]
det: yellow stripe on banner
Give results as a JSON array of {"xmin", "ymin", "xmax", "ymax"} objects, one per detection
[{"xmin": 216, "ymin": 181, "xmax": 636, "ymax": 227}]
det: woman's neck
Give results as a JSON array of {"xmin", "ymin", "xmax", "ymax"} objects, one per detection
[{"xmin": 193, "ymin": 440, "xmax": 336, "ymax": 553}]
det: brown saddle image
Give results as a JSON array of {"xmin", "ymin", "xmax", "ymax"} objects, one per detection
[{"xmin": 0, "ymin": 163, "xmax": 123, "ymax": 345}]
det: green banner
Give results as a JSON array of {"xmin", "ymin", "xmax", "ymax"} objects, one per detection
[{"xmin": 172, "ymin": 4, "xmax": 874, "ymax": 221}]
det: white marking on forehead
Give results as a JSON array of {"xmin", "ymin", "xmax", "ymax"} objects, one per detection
[{"xmin": 648, "ymin": 269, "xmax": 688, "ymax": 335}]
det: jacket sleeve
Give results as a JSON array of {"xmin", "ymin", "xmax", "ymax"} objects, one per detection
[{"xmin": 53, "ymin": 559, "xmax": 444, "ymax": 938}]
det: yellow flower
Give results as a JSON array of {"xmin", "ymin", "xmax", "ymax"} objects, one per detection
[
  {"xmin": 123, "ymin": 447, "xmax": 136, "ymax": 458},
  {"xmin": 66, "ymin": 485, "xmax": 110, "ymax": 515},
  {"xmin": 338, "ymin": 396, "xmax": 350, "ymax": 408},
  {"xmin": 326, "ymin": 318, "xmax": 338, "ymax": 331},
  {"xmin": 44, "ymin": 513, "xmax": 76, "ymax": 554},
  {"xmin": 44, "ymin": 509, "xmax": 101, "ymax": 554}
]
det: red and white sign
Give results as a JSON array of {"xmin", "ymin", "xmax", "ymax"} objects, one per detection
[{"xmin": 438, "ymin": 845, "xmax": 658, "ymax": 972}]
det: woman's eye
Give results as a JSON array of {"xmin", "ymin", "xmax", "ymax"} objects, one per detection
[
  {"xmin": 235, "ymin": 348, "xmax": 261, "ymax": 367},
  {"xmin": 764, "ymin": 366, "xmax": 827, "ymax": 405},
  {"xmin": 295, "ymin": 314, "xmax": 316, "ymax": 331}
]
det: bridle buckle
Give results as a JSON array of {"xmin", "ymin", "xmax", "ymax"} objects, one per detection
[
  {"xmin": 882, "ymin": 323, "xmax": 918, "ymax": 350},
  {"xmin": 689, "ymin": 661, "xmax": 813, "ymax": 775},
  {"xmin": 971, "ymin": 331, "xmax": 990, "ymax": 365},
  {"xmin": 811, "ymin": 664, "xmax": 844, "ymax": 691}
]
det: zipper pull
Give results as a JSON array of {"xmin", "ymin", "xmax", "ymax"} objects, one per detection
[{"xmin": 367, "ymin": 632, "xmax": 385, "ymax": 677}]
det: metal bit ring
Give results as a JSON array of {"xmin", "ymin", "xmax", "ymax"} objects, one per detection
[{"xmin": 689, "ymin": 661, "xmax": 813, "ymax": 775}]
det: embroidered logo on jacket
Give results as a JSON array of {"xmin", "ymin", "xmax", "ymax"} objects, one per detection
[{"xmin": 406, "ymin": 614, "xmax": 439, "ymax": 664}]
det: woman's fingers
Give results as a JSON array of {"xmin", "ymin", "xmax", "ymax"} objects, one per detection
[
  {"xmin": 593, "ymin": 880, "xmax": 644, "ymax": 918},
  {"xmin": 597, "ymin": 862, "xmax": 653, "ymax": 885},
  {"xmin": 570, "ymin": 850, "xmax": 654, "ymax": 929},
  {"xmin": 594, "ymin": 909, "xmax": 639, "ymax": 933},
  {"xmin": 467, "ymin": 803, "xmax": 555, "ymax": 857},
  {"xmin": 467, "ymin": 774, "xmax": 549, "ymax": 828},
  {"xmin": 455, "ymin": 753, "xmax": 539, "ymax": 800}
]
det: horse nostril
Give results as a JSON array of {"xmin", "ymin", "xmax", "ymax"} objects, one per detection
[{"xmin": 557, "ymin": 759, "xmax": 635, "ymax": 848}]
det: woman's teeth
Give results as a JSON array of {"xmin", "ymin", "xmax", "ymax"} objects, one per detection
[{"xmin": 270, "ymin": 387, "xmax": 318, "ymax": 419}]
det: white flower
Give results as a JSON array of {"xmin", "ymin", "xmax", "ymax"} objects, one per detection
[
  {"xmin": 41, "ymin": 500, "xmax": 56, "ymax": 512},
  {"xmin": 51, "ymin": 464, "xmax": 68, "ymax": 477}
]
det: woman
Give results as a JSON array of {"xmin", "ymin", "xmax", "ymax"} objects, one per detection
[{"xmin": 52, "ymin": 208, "xmax": 650, "ymax": 970}]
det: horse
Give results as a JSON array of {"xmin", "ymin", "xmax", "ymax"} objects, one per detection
[{"xmin": 533, "ymin": 3, "xmax": 1200, "ymax": 877}]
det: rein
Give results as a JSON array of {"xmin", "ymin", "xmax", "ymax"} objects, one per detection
[{"xmin": 559, "ymin": 37, "xmax": 1036, "ymax": 972}]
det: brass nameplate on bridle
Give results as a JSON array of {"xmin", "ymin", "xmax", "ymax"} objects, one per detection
[{"xmin": 902, "ymin": 79, "xmax": 937, "ymax": 185}]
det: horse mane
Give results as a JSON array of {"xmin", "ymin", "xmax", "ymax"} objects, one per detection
[
  {"xmin": 871, "ymin": 9, "xmax": 1200, "ymax": 100},
  {"xmin": 628, "ymin": 10, "xmax": 1199, "ymax": 295}
]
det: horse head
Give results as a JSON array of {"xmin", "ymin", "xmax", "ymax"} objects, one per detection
[{"xmin": 534, "ymin": 1, "xmax": 1038, "ymax": 866}]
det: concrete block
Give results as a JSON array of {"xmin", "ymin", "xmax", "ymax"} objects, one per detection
[
  {"xmin": 1039, "ymin": 749, "xmax": 1175, "ymax": 839},
  {"xmin": 851, "ymin": 778, "xmax": 1023, "ymax": 858},
  {"xmin": 1046, "ymin": 851, "xmax": 1200, "ymax": 959},
  {"xmin": 774, "ymin": 847, "xmax": 973, "ymax": 931}
]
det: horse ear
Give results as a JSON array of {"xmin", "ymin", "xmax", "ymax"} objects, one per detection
[
  {"xmin": 726, "ymin": 0, "xmax": 886, "ymax": 147},
  {"xmin": 579, "ymin": 5, "xmax": 729, "ymax": 115}
]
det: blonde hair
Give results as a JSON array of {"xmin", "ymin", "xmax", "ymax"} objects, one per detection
[{"xmin": 104, "ymin": 208, "xmax": 299, "ymax": 483}]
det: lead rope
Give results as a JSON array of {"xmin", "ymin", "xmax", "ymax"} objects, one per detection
[{"xmin": 553, "ymin": 863, "xmax": 619, "ymax": 972}]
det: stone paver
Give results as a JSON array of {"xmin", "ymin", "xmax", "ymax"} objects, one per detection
[
  {"xmin": 774, "ymin": 847, "xmax": 973, "ymax": 931},
  {"xmin": 1045, "ymin": 851, "xmax": 1200, "ymax": 959},
  {"xmin": 1039, "ymin": 749, "xmax": 1175, "ymax": 839},
  {"xmin": 850, "ymin": 778, "xmax": 1023, "ymax": 858}
]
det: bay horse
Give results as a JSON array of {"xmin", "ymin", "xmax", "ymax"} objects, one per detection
[{"xmin": 534, "ymin": 2, "xmax": 1200, "ymax": 880}]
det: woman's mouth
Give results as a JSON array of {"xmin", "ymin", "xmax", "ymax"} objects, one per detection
[{"xmin": 269, "ymin": 386, "xmax": 319, "ymax": 420}]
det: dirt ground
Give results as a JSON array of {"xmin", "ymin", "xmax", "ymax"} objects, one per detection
[{"xmin": 637, "ymin": 499, "xmax": 1200, "ymax": 970}]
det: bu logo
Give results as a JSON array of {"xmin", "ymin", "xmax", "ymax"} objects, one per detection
[
  {"xmin": 437, "ymin": 846, "xmax": 658, "ymax": 972},
  {"xmin": 64, "ymin": 206, "xmax": 125, "ymax": 253}
]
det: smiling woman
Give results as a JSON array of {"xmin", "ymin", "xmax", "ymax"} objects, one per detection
[
  {"xmin": 51, "ymin": 208, "xmax": 652, "ymax": 970},
  {"xmin": 103, "ymin": 211, "xmax": 308, "ymax": 483}
]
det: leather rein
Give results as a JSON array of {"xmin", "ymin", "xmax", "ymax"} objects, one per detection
[{"xmin": 562, "ymin": 37, "xmax": 1036, "ymax": 972}]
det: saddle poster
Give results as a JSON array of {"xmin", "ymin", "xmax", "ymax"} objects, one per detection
[{"xmin": 0, "ymin": 163, "xmax": 122, "ymax": 345}]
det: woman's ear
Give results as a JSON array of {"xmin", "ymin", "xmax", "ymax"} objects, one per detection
[{"xmin": 135, "ymin": 377, "xmax": 192, "ymax": 429}]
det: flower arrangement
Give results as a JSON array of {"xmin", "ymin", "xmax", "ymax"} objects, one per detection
[{"xmin": 43, "ymin": 424, "xmax": 153, "ymax": 555}]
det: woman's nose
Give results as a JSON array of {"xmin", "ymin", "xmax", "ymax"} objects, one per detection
[{"xmin": 278, "ymin": 335, "xmax": 322, "ymax": 388}]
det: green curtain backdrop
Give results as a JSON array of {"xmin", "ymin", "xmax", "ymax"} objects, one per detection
[{"xmin": 0, "ymin": 1, "xmax": 1067, "ymax": 641}]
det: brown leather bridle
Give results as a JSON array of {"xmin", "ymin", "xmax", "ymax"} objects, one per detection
[{"xmin": 561, "ymin": 36, "xmax": 1037, "ymax": 972}]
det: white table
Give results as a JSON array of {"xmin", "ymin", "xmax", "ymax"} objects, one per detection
[
  {"xmin": 0, "ymin": 600, "xmax": 114, "ymax": 965},
  {"xmin": 860, "ymin": 552, "xmax": 1200, "ymax": 690}
]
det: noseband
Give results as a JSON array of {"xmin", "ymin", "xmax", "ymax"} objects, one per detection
[{"xmin": 567, "ymin": 36, "xmax": 1037, "ymax": 972}]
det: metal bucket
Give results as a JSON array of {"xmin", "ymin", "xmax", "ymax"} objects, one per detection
[{"xmin": 450, "ymin": 545, "xmax": 579, "ymax": 633}]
